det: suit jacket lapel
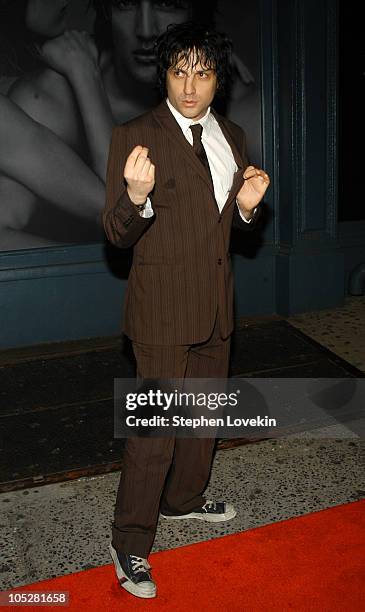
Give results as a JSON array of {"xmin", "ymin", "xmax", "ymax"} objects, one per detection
[{"xmin": 152, "ymin": 100, "xmax": 215, "ymax": 194}]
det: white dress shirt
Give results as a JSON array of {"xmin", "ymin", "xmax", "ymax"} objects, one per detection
[{"xmin": 141, "ymin": 98, "xmax": 251, "ymax": 222}]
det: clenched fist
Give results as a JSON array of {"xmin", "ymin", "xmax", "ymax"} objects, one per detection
[
  {"xmin": 124, "ymin": 146, "xmax": 155, "ymax": 207},
  {"xmin": 236, "ymin": 165, "xmax": 270, "ymax": 219}
]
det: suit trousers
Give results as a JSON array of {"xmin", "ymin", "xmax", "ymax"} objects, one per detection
[{"xmin": 112, "ymin": 313, "xmax": 231, "ymax": 558}]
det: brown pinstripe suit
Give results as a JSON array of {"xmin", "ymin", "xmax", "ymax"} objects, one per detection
[
  {"xmin": 103, "ymin": 100, "xmax": 260, "ymax": 557},
  {"xmin": 103, "ymin": 100, "xmax": 259, "ymax": 345}
]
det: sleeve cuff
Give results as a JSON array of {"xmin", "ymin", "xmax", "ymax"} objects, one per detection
[
  {"xmin": 140, "ymin": 197, "xmax": 154, "ymax": 218},
  {"xmin": 236, "ymin": 200, "xmax": 252, "ymax": 223}
]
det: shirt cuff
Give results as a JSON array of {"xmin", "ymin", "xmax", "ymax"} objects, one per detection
[
  {"xmin": 236, "ymin": 200, "xmax": 252, "ymax": 223},
  {"xmin": 139, "ymin": 197, "xmax": 154, "ymax": 218}
]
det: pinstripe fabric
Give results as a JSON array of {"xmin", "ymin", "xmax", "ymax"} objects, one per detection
[
  {"xmin": 103, "ymin": 100, "xmax": 260, "ymax": 346},
  {"xmin": 112, "ymin": 315, "xmax": 230, "ymax": 558}
]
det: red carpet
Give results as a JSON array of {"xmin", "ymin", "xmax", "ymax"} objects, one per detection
[{"xmin": 3, "ymin": 500, "xmax": 365, "ymax": 611}]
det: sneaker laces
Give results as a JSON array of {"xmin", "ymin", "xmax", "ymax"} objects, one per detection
[
  {"xmin": 202, "ymin": 500, "xmax": 219, "ymax": 512},
  {"xmin": 130, "ymin": 555, "xmax": 151, "ymax": 574}
]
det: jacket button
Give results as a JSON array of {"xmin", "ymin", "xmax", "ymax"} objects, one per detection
[
  {"xmin": 218, "ymin": 216, "xmax": 222, "ymax": 223},
  {"xmin": 218, "ymin": 258, "xmax": 222, "ymax": 265}
]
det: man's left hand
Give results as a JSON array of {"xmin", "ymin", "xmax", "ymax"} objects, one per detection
[{"xmin": 236, "ymin": 166, "xmax": 270, "ymax": 219}]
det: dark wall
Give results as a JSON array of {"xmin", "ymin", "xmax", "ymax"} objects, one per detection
[{"xmin": 338, "ymin": 0, "xmax": 365, "ymax": 221}]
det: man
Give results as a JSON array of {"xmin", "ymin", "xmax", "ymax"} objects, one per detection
[{"xmin": 103, "ymin": 23, "xmax": 270, "ymax": 599}]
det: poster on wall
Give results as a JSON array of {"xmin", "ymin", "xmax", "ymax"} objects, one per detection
[{"xmin": 0, "ymin": 0, "xmax": 261, "ymax": 252}]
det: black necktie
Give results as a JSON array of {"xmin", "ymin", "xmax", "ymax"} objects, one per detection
[{"xmin": 190, "ymin": 123, "xmax": 214, "ymax": 192}]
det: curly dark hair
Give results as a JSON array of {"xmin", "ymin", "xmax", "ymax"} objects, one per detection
[
  {"xmin": 155, "ymin": 22, "xmax": 233, "ymax": 98},
  {"xmin": 89, "ymin": 0, "xmax": 218, "ymax": 53}
]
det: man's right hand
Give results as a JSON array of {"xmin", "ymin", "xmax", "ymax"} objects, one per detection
[{"xmin": 124, "ymin": 146, "xmax": 155, "ymax": 206}]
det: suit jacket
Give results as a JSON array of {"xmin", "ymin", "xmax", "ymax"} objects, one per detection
[{"xmin": 103, "ymin": 100, "xmax": 260, "ymax": 345}]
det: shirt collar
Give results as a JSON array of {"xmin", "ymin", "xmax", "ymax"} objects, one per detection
[{"xmin": 166, "ymin": 98, "xmax": 214, "ymax": 138}]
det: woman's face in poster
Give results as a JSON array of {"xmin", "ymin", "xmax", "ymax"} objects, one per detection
[
  {"xmin": 25, "ymin": 0, "xmax": 72, "ymax": 37},
  {"xmin": 111, "ymin": 0, "xmax": 191, "ymax": 85}
]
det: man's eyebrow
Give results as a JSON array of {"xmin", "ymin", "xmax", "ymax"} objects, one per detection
[{"xmin": 172, "ymin": 67, "xmax": 214, "ymax": 73}]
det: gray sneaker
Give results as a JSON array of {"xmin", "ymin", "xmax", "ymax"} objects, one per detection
[
  {"xmin": 108, "ymin": 543, "xmax": 156, "ymax": 599},
  {"xmin": 161, "ymin": 500, "xmax": 237, "ymax": 522}
]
